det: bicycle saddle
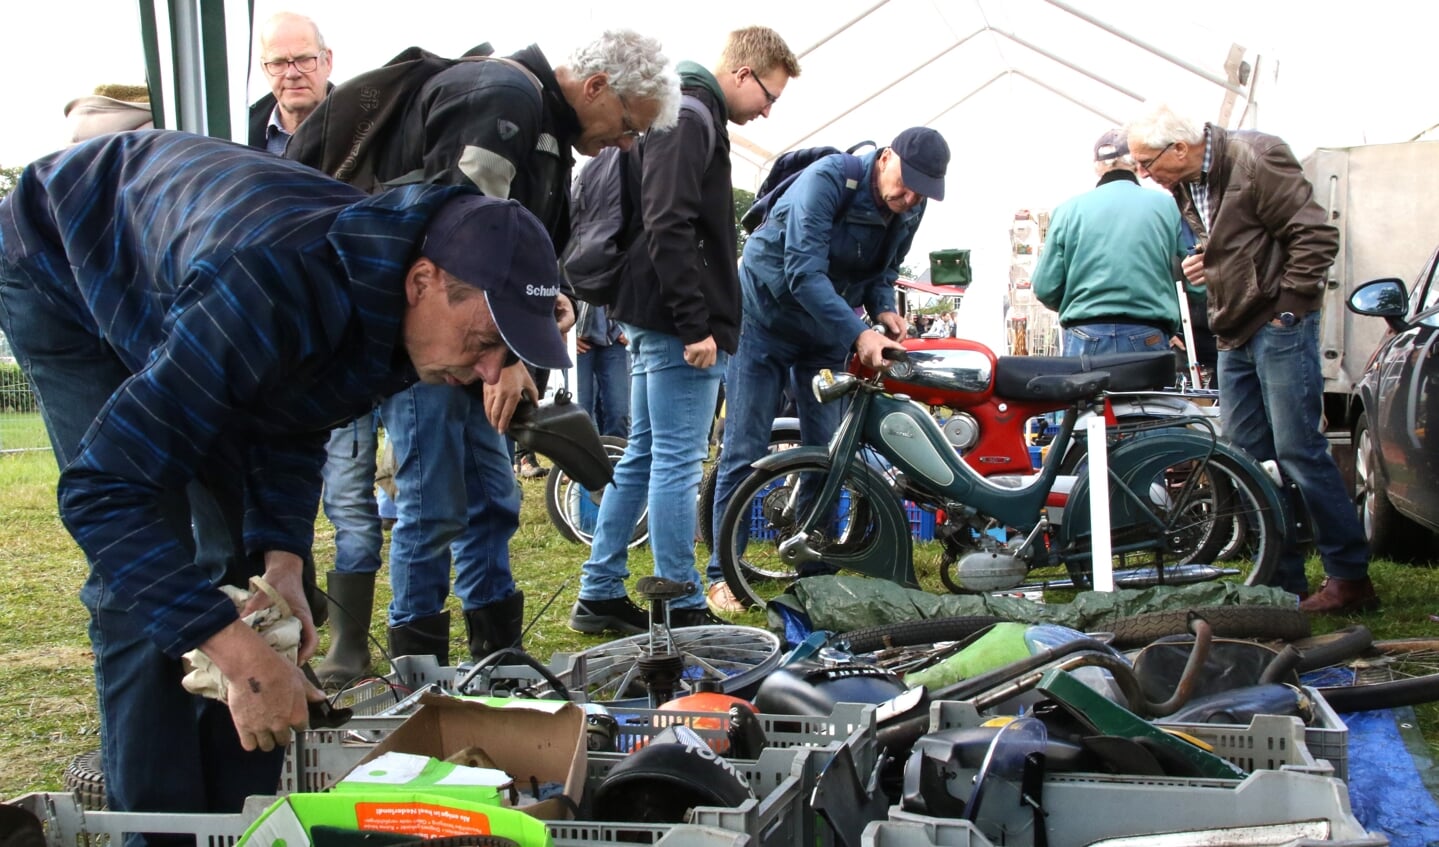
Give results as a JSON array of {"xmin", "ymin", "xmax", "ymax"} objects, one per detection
[
  {"xmin": 508, "ymin": 389, "xmax": 613, "ymax": 490},
  {"xmin": 635, "ymin": 576, "xmax": 694, "ymax": 602},
  {"xmin": 995, "ymin": 351, "xmax": 1177, "ymax": 399}
]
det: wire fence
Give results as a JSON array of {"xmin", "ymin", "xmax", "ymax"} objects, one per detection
[{"xmin": 0, "ymin": 365, "xmax": 48, "ymax": 453}]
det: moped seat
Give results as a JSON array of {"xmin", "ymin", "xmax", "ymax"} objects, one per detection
[{"xmin": 994, "ymin": 351, "xmax": 1176, "ymax": 400}]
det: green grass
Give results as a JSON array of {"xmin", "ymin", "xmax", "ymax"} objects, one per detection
[{"xmin": 1, "ymin": 447, "xmax": 1436, "ymax": 800}]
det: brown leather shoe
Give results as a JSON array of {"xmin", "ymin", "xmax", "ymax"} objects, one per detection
[{"xmin": 1298, "ymin": 577, "xmax": 1380, "ymax": 614}]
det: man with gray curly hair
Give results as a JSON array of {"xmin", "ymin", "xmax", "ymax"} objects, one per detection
[{"xmin": 288, "ymin": 29, "xmax": 679, "ymax": 674}]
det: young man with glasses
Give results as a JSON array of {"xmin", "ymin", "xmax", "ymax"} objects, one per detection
[
  {"xmin": 1127, "ymin": 104, "xmax": 1373, "ymax": 614},
  {"xmin": 247, "ymin": 12, "xmax": 333, "ymax": 154},
  {"xmin": 288, "ymin": 30, "xmax": 679, "ymax": 665},
  {"xmin": 570, "ymin": 26, "xmax": 801, "ymax": 634}
]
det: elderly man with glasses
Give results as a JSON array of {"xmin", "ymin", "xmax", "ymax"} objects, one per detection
[
  {"xmin": 286, "ymin": 30, "xmax": 679, "ymax": 668},
  {"xmin": 247, "ymin": 11, "xmax": 333, "ymax": 154},
  {"xmin": 1127, "ymin": 104, "xmax": 1374, "ymax": 615}
]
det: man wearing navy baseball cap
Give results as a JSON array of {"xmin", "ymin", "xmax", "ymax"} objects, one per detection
[
  {"xmin": 702, "ymin": 124, "xmax": 950, "ymax": 615},
  {"xmin": 0, "ymin": 130, "xmax": 564, "ymax": 830}
]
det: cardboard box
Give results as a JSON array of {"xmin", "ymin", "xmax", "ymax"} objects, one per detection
[{"xmin": 349, "ymin": 693, "xmax": 586, "ymax": 821}]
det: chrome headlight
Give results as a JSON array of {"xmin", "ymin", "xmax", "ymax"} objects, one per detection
[{"xmin": 812, "ymin": 370, "xmax": 857, "ymax": 403}]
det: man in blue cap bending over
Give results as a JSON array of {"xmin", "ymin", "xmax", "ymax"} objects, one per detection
[
  {"xmin": 0, "ymin": 130, "xmax": 567, "ymax": 840},
  {"xmin": 703, "ymin": 125, "xmax": 949, "ymax": 614}
]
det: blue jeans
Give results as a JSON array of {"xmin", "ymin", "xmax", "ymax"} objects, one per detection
[
  {"xmin": 1218, "ymin": 312, "xmax": 1369, "ymax": 593},
  {"xmin": 706, "ymin": 316, "xmax": 849, "ymax": 582},
  {"xmin": 0, "ymin": 274, "xmax": 282, "ymax": 842},
  {"xmin": 579, "ymin": 325, "xmax": 725, "ymax": 609},
  {"xmin": 1061, "ymin": 322, "xmax": 1170, "ymax": 357},
  {"xmin": 578, "ymin": 341, "xmax": 631, "ymax": 438},
  {"xmin": 380, "ymin": 383, "xmax": 519, "ymax": 624},
  {"xmin": 322, "ymin": 413, "xmax": 382, "ymax": 574}
]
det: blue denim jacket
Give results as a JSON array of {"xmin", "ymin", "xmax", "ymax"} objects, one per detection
[{"xmin": 739, "ymin": 149, "xmax": 924, "ymax": 347}]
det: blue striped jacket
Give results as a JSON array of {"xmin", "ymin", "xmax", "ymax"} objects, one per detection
[{"xmin": 0, "ymin": 130, "xmax": 467, "ymax": 656}]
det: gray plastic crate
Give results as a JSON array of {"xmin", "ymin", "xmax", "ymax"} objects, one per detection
[
  {"xmin": 931, "ymin": 699, "xmax": 1332, "ymax": 776},
  {"xmin": 1157, "ymin": 684, "xmax": 1348, "ymax": 780},
  {"xmin": 862, "ymin": 816, "xmax": 1387, "ymax": 847},
  {"xmin": 12, "ymin": 791, "xmax": 753, "ymax": 847},
  {"xmin": 282, "ymin": 700, "xmax": 876, "ymax": 796},
  {"xmin": 877, "ymin": 768, "xmax": 1384, "ymax": 847}
]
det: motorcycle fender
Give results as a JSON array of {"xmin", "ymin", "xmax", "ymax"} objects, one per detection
[
  {"xmin": 750, "ymin": 445, "xmax": 831, "ymax": 473},
  {"xmin": 1057, "ymin": 428, "xmax": 1295, "ymax": 547}
]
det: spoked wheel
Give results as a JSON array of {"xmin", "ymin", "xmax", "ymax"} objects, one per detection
[
  {"xmin": 529, "ymin": 625, "xmax": 783, "ymax": 707},
  {"xmin": 1306, "ymin": 638, "xmax": 1439, "ymax": 712},
  {"xmin": 715, "ymin": 457, "xmax": 888, "ymax": 609},
  {"xmin": 544, "ymin": 435, "xmax": 647, "ymax": 547},
  {"xmin": 1062, "ymin": 449, "xmax": 1282, "ymax": 590}
]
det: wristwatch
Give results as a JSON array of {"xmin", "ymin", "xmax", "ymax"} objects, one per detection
[{"xmin": 1272, "ymin": 311, "xmax": 1298, "ymax": 327}]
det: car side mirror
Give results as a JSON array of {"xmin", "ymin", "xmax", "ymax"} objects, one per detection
[{"xmin": 1347, "ymin": 278, "xmax": 1411, "ymax": 332}]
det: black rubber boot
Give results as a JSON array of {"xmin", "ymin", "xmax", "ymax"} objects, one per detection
[
  {"xmin": 387, "ymin": 610, "xmax": 451, "ymax": 666},
  {"xmin": 463, "ymin": 591, "xmax": 525, "ymax": 661},
  {"xmin": 313, "ymin": 571, "xmax": 376, "ymax": 688}
]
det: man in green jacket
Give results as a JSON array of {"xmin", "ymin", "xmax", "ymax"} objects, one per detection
[{"xmin": 1033, "ymin": 128, "xmax": 1185, "ymax": 356}]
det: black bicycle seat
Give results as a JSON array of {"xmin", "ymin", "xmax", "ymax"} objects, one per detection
[
  {"xmin": 995, "ymin": 351, "xmax": 1177, "ymax": 398},
  {"xmin": 635, "ymin": 576, "xmax": 695, "ymax": 602}
]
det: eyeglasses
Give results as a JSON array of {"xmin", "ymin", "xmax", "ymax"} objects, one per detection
[
  {"xmin": 614, "ymin": 92, "xmax": 644, "ymax": 140},
  {"xmin": 1136, "ymin": 141, "xmax": 1174, "ymax": 173},
  {"xmin": 751, "ymin": 70, "xmax": 779, "ymax": 105},
  {"xmin": 262, "ymin": 54, "xmax": 321, "ymax": 76}
]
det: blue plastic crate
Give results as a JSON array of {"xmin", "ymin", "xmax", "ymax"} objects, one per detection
[{"xmin": 747, "ymin": 486, "xmax": 934, "ymax": 541}]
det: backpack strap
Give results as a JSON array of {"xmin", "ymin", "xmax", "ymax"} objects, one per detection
[
  {"xmin": 679, "ymin": 94, "xmax": 718, "ymax": 163},
  {"xmin": 834, "ymin": 153, "xmax": 864, "ymax": 222}
]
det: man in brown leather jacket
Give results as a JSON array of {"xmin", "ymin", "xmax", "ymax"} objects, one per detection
[{"xmin": 1127, "ymin": 105, "xmax": 1374, "ymax": 615}]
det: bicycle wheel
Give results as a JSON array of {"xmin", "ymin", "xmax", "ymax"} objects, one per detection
[
  {"xmin": 529, "ymin": 625, "xmax": 783, "ymax": 706},
  {"xmin": 1309, "ymin": 638, "xmax": 1439, "ymax": 712},
  {"xmin": 544, "ymin": 436, "xmax": 647, "ymax": 547},
  {"xmin": 1064, "ymin": 444, "xmax": 1282, "ymax": 590},
  {"xmin": 716, "ymin": 456, "xmax": 888, "ymax": 608},
  {"xmin": 1108, "ymin": 605, "xmax": 1310, "ymax": 649}
]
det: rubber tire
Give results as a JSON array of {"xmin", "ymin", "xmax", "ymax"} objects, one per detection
[
  {"xmin": 1291, "ymin": 624, "xmax": 1375, "ymax": 673},
  {"xmin": 716, "ymin": 456, "xmax": 893, "ymax": 609},
  {"xmin": 839, "ymin": 615, "xmax": 1003, "ymax": 654},
  {"xmin": 1317, "ymin": 638, "xmax": 1439, "ymax": 712},
  {"xmin": 1353, "ymin": 412, "xmax": 1430, "ymax": 562},
  {"xmin": 544, "ymin": 435, "xmax": 646, "ymax": 547},
  {"xmin": 63, "ymin": 748, "xmax": 106, "ymax": 811},
  {"xmin": 1108, "ymin": 605, "xmax": 1311, "ymax": 649}
]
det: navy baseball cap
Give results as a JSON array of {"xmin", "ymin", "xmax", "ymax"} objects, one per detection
[
  {"xmin": 1094, "ymin": 128, "xmax": 1129, "ymax": 161},
  {"xmin": 891, "ymin": 126, "xmax": 950, "ymax": 201},
  {"xmin": 420, "ymin": 195, "xmax": 570, "ymax": 370}
]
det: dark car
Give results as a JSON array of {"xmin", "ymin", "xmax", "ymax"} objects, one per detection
[{"xmin": 1346, "ymin": 258, "xmax": 1439, "ymax": 560}]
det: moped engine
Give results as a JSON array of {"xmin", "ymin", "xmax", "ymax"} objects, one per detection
[{"xmin": 948, "ymin": 550, "xmax": 1028, "ymax": 592}]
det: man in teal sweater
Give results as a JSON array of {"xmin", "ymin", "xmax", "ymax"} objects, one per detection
[{"xmin": 1033, "ymin": 129, "xmax": 1185, "ymax": 356}]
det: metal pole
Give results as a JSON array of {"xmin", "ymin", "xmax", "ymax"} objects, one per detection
[
  {"xmin": 1041, "ymin": 0, "xmax": 1247, "ymax": 96},
  {"xmin": 796, "ymin": 0, "xmax": 892, "ymax": 59}
]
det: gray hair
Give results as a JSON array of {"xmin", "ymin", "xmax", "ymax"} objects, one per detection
[
  {"xmin": 259, "ymin": 11, "xmax": 328, "ymax": 55},
  {"xmin": 1096, "ymin": 154, "xmax": 1136, "ymax": 174},
  {"xmin": 567, "ymin": 29, "xmax": 680, "ymax": 130},
  {"xmin": 1126, "ymin": 103, "xmax": 1203, "ymax": 150}
]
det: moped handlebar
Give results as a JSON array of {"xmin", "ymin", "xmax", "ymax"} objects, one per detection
[{"xmin": 882, "ymin": 347, "xmax": 911, "ymax": 363}]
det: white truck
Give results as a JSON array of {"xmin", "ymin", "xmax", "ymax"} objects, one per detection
[{"xmin": 1303, "ymin": 139, "xmax": 1439, "ymax": 481}]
